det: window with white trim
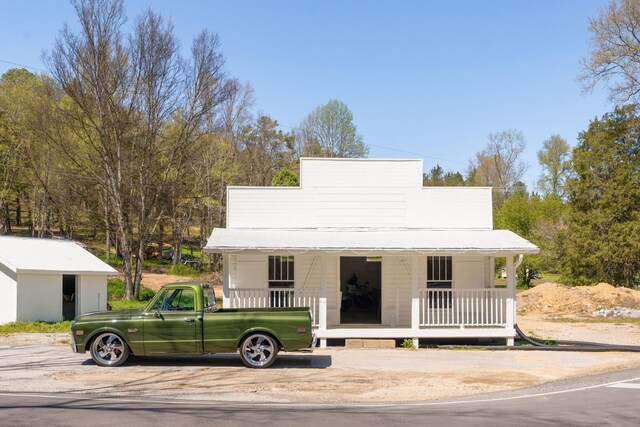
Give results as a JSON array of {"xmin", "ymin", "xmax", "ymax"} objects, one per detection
[
  {"xmin": 426, "ymin": 256, "xmax": 453, "ymax": 289},
  {"xmin": 268, "ymin": 256, "xmax": 294, "ymax": 289},
  {"xmin": 426, "ymin": 256, "xmax": 453, "ymax": 308}
]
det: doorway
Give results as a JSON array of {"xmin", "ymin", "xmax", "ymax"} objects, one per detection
[
  {"xmin": 340, "ymin": 257, "xmax": 381, "ymax": 324},
  {"xmin": 62, "ymin": 275, "xmax": 77, "ymax": 321}
]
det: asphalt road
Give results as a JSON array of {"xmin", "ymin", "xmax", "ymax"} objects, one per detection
[{"xmin": 1, "ymin": 367, "xmax": 640, "ymax": 426}]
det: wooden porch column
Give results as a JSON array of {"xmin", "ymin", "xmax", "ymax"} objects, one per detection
[
  {"xmin": 319, "ymin": 255, "xmax": 328, "ymax": 348},
  {"xmin": 505, "ymin": 255, "xmax": 516, "ymax": 346},
  {"xmin": 411, "ymin": 255, "xmax": 420, "ymax": 348},
  {"xmin": 222, "ymin": 254, "xmax": 230, "ymax": 308}
]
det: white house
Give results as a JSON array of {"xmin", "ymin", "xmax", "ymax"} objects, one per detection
[
  {"xmin": 0, "ymin": 236, "xmax": 116, "ymax": 324},
  {"xmin": 204, "ymin": 158, "xmax": 539, "ymax": 347}
]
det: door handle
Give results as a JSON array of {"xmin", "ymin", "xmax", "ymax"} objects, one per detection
[{"xmin": 184, "ymin": 317, "xmax": 195, "ymax": 322}]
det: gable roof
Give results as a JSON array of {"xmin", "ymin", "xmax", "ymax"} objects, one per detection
[
  {"xmin": 204, "ymin": 228, "xmax": 539, "ymax": 255},
  {"xmin": 0, "ymin": 236, "xmax": 117, "ymax": 275}
]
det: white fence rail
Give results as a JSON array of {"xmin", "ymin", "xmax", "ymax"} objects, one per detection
[
  {"xmin": 419, "ymin": 289, "xmax": 507, "ymax": 327},
  {"xmin": 228, "ymin": 288, "xmax": 319, "ymax": 327}
]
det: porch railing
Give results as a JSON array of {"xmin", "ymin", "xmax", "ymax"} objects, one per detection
[
  {"xmin": 419, "ymin": 288, "xmax": 507, "ymax": 327},
  {"xmin": 228, "ymin": 288, "xmax": 319, "ymax": 327}
]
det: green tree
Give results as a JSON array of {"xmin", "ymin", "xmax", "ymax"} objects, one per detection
[
  {"xmin": 297, "ymin": 99, "xmax": 368, "ymax": 158},
  {"xmin": 563, "ymin": 105, "xmax": 640, "ymax": 287},
  {"xmin": 272, "ymin": 167, "xmax": 300, "ymax": 186},
  {"xmin": 537, "ymin": 135, "xmax": 571, "ymax": 198},
  {"xmin": 239, "ymin": 115, "xmax": 296, "ymax": 186},
  {"xmin": 423, "ymin": 164, "xmax": 465, "ymax": 186}
]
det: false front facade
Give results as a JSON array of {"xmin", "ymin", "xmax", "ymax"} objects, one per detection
[{"xmin": 204, "ymin": 158, "xmax": 538, "ymax": 347}]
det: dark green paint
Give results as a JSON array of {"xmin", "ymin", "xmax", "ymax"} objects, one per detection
[{"xmin": 70, "ymin": 283, "xmax": 313, "ymax": 358}]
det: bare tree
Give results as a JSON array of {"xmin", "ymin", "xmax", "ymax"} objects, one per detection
[
  {"xmin": 46, "ymin": 0, "xmax": 229, "ymax": 298},
  {"xmin": 468, "ymin": 129, "xmax": 528, "ymax": 204},
  {"xmin": 580, "ymin": 0, "xmax": 640, "ymax": 103}
]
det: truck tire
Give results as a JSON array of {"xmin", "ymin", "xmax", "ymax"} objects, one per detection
[
  {"xmin": 239, "ymin": 333, "xmax": 279, "ymax": 368},
  {"xmin": 90, "ymin": 332, "xmax": 130, "ymax": 367}
]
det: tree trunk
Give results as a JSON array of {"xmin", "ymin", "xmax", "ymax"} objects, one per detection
[
  {"xmin": 105, "ymin": 195, "xmax": 111, "ymax": 264},
  {"xmin": 15, "ymin": 195, "xmax": 21, "ymax": 226}
]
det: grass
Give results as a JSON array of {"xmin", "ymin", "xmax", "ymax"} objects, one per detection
[
  {"xmin": 107, "ymin": 278, "xmax": 156, "ymax": 302},
  {"xmin": 0, "ymin": 321, "xmax": 71, "ymax": 334},
  {"xmin": 545, "ymin": 316, "xmax": 640, "ymax": 325},
  {"xmin": 495, "ymin": 272, "xmax": 563, "ymax": 290},
  {"xmin": 168, "ymin": 263, "xmax": 200, "ymax": 277},
  {"xmin": 109, "ymin": 300, "xmax": 148, "ymax": 311}
]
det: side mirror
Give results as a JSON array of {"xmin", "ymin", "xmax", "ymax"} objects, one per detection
[{"xmin": 154, "ymin": 308, "xmax": 163, "ymax": 319}]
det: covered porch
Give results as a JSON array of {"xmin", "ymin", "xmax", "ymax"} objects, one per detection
[
  {"xmin": 206, "ymin": 228, "xmax": 538, "ymax": 347},
  {"xmin": 224, "ymin": 255, "xmax": 519, "ymax": 346}
]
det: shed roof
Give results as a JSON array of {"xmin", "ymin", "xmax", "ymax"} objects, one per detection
[
  {"xmin": 204, "ymin": 228, "xmax": 539, "ymax": 255},
  {"xmin": 0, "ymin": 236, "xmax": 117, "ymax": 275}
]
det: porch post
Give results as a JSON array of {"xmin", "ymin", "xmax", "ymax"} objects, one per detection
[
  {"xmin": 319, "ymin": 255, "xmax": 328, "ymax": 348},
  {"xmin": 222, "ymin": 254, "xmax": 230, "ymax": 308},
  {"xmin": 411, "ymin": 255, "xmax": 420, "ymax": 348},
  {"xmin": 505, "ymin": 255, "xmax": 516, "ymax": 346}
]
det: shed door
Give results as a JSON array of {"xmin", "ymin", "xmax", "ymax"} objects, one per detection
[{"xmin": 62, "ymin": 275, "xmax": 77, "ymax": 321}]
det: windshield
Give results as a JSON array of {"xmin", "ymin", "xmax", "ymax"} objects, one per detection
[{"xmin": 203, "ymin": 284, "xmax": 217, "ymax": 312}]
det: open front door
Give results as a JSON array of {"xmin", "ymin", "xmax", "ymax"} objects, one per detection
[
  {"xmin": 339, "ymin": 256, "xmax": 381, "ymax": 324},
  {"xmin": 62, "ymin": 275, "xmax": 76, "ymax": 321}
]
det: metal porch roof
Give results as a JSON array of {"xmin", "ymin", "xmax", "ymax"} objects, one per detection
[{"xmin": 204, "ymin": 228, "xmax": 539, "ymax": 255}]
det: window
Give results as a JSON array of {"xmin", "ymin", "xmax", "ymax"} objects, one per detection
[
  {"xmin": 426, "ymin": 256, "xmax": 452, "ymax": 308},
  {"xmin": 151, "ymin": 288, "xmax": 195, "ymax": 312},
  {"xmin": 202, "ymin": 284, "xmax": 217, "ymax": 312},
  {"xmin": 268, "ymin": 256, "xmax": 294, "ymax": 289},
  {"xmin": 268, "ymin": 256, "xmax": 294, "ymax": 307},
  {"xmin": 426, "ymin": 256, "xmax": 453, "ymax": 288}
]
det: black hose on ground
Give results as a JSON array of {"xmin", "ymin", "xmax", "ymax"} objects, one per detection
[
  {"xmin": 514, "ymin": 324, "xmax": 640, "ymax": 350},
  {"xmin": 433, "ymin": 324, "xmax": 640, "ymax": 352}
]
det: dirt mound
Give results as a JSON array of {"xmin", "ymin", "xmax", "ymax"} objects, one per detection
[
  {"xmin": 112, "ymin": 272, "xmax": 222, "ymax": 292},
  {"xmin": 517, "ymin": 282, "xmax": 640, "ymax": 316}
]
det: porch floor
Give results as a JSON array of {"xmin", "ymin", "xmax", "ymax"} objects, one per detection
[{"xmin": 317, "ymin": 326, "xmax": 515, "ymax": 339}]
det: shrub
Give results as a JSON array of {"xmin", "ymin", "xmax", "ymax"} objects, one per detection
[
  {"xmin": 107, "ymin": 278, "xmax": 125, "ymax": 300},
  {"xmin": 139, "ymin": 285, "xmax": 156, "ymax": 301},
  {"xmin": 169, "ymin": 263, "xmax": 199, "ymax": 277},
  {"xmin": 401, "ymin": 338, "xmax": 416, "ymax": 349}
]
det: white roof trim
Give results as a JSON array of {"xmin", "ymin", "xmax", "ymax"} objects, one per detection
[
  {"xmin": 0, "ymin": 236, "xmax": 117, "ymax": 274},
  {"xmin": 204, "ymin": 228, "xmax": 540, "ymax": 255}
]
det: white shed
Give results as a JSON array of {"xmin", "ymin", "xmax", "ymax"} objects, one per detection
[
  {"xmin": 0, "ymin": 236, "xmax": 116, "ymax": 324},
  {"xmin": 205, "ymin": 158, "xmax": 539, "ymax": 347}
]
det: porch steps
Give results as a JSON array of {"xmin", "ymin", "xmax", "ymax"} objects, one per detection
[{"xmin": 345, "ymin": 339, "xmax": 395, "ymax": 349}]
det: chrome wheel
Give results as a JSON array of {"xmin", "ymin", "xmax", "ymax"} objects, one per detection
[
  {"xmin": 240, "ymin": 333, "xmax": 278, "ymax": 368},
  {"xmin": 90, "ymin": 333, "xmax": 130, "ymax": 367}
]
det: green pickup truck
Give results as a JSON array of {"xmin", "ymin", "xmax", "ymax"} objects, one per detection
[{"xmin": 70, "ymin": 282, "xmax": 315, "ymax": 368}]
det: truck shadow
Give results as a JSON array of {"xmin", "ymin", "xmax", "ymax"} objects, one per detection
[{"xmin": 81, "ymin": 353, "xmax": 332, "ymax": 369}]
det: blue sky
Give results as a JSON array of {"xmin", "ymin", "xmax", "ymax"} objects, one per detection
[{"xmin": 0, "ymin": 0, "xmax": 611, "ymax": 188}]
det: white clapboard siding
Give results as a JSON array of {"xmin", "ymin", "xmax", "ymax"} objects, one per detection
[
  {"xmin": 381, "ymin": 257, "xmax": 413, "ymax": 327},
  {"xmin": 295, "ymin": 254, "xmax": 339, "ymax": 325},
  {"xmin": 301, "ymin": 158, "xmax": 423, "ymax": 188},
  {"xmin": 406, "ymin": 187, "xmax": 493, "ymax": 229},
  {"xmin": 226, "ymin": 159, "xmax": 493, "ymax": 230},
  {"xmin": 227, "ymin": 188, "xmax": 317, "ymax": 229}
]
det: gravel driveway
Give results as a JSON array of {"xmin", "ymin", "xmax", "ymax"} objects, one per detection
[{"xmin": 2, "ymin": 318, "xmax": 640, "ymax": 404}]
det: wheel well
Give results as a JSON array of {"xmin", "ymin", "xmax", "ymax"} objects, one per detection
[
  {"xmin": 85, "ymin": 331, "xmax": 134, "ymax": 354},
  {"xmin": 238, "ymin": 331, "xmax": 282, "ymax": 350}
]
